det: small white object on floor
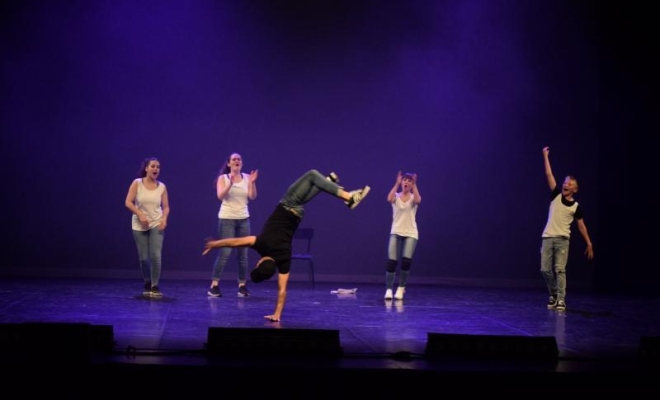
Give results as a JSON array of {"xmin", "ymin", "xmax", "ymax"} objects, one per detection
[{"xmin": 330, "ymin": 288, "xmax": 358, "ymax": 294}]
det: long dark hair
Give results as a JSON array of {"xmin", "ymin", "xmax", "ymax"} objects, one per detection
[
  {"xmin": 220, "ymin": 153, "xmax": 233, "ymax": 175},
  {"xmin": 137, "ymin": 157, "xmax": 159, "ymax": 178},
  {"xmin": 214, "ymin": 153, "xmax": 239, "ymax": 187}
]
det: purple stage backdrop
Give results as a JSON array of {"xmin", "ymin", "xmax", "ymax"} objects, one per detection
[{"xmin": 0, "ymin": 1, "xmax": 655, "ymax": 293}]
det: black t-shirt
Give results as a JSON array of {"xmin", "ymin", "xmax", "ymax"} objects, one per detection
[{"xmin": 251, "ymin": 203, "xmax": 301, "ymax": 274}]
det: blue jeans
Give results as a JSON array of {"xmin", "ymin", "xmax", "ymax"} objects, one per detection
[
  {"xmin": 385, "ymin": 234, "xmax": 418, "ymax": 289},
  {"xmin": 132, "ymin": 227, "xmax": 164, "ymax": 286},
  {"xmin": 279, "ymin": 170, "xmax": 341, "ymax": 219},
  {"xmin": 540, "ymin": 237, "xmax": 570, "ymax": 301},
  {"xmin": 388, "ymin": 234, "xmax": 418, "ymax": 260},
  {"xmin": 211, "ymin": 218, "xmax": 251, "ymax": 283}
]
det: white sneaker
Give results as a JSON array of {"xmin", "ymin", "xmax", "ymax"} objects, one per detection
[
  {"xmin": 384, "ymin": 289, "xmax": 393, "ymax": 300},
  {"xmin": 346, "ymin": 186, "xmax": 371, "ymax": 209},
  {"xmin": 394, "ymin": 287, "xmax": 405, "ymax": 300}
]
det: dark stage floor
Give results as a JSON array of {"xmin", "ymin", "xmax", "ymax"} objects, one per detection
[{"xmin": 1, "ymin": 276, "xmax": 659, "ymax": 395}]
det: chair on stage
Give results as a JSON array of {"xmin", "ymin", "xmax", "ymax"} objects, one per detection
[{"xmin": 292, "ymin": 228, "xmax": 315, "ymax": 287}]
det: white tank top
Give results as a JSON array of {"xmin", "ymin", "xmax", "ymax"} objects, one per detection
[
  {"xmin": 218, "ymin": 173, "xmax": 250, "ymax": 219},
  {"xmin": 131, "ymin": 178, "xmax": 165, "ymax": 231},
  {"xmin": 390, "ymin": 193, "xmax": 419, "ymax": 240}
]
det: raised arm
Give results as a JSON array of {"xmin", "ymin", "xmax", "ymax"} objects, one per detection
[
  {"xmin": 411, "ymin": 173, "xmax": 421, "ymax": 205},
  {"xmin": 543, "ymin": 146, "xmax": 557, "ymax": 190},
  {"xmin": 387, "ymin": 171, "xmax": 402, "ymax": 203},
  {"xmin": 248, "ymin": 169, "xmax": 258, "ymax": 200}
]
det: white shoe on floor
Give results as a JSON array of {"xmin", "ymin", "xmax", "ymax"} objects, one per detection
[
  {"xmin": 384, "ymin": 289, "xmax": 393, "ymax": 300},
  {"xmin": 394, "ymin": 287, "xmax": 405, "ymax": 300}
]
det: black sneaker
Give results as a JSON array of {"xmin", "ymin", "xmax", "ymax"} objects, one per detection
[
  {"xmin": 547, "ymin": 296, "xmax": 557, "ymax": 309},
  {"xmin": 555, "ymin": 300, "xmax": 566, "ymax": 311},
  {"xmin": 238, "ymin": 285, "xmax": 250, "ymax": 297},
  {"xmin": 326, "ymin": 172, "xmax": 340, "ymax": 184},
  {"xmin": 346, "ymin": 186, "xmax": 371, "ymax": 209},
  {"xmin": 150, "ymin": 285, "xmax": 163, "ymax": 297},
  {"xmin": 208, "ymin": 286, "xmax": 222, "ymax": 297},
  {"xmin": 143, "ymin": 282, "xmax": 152, "ymax": 296}
]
